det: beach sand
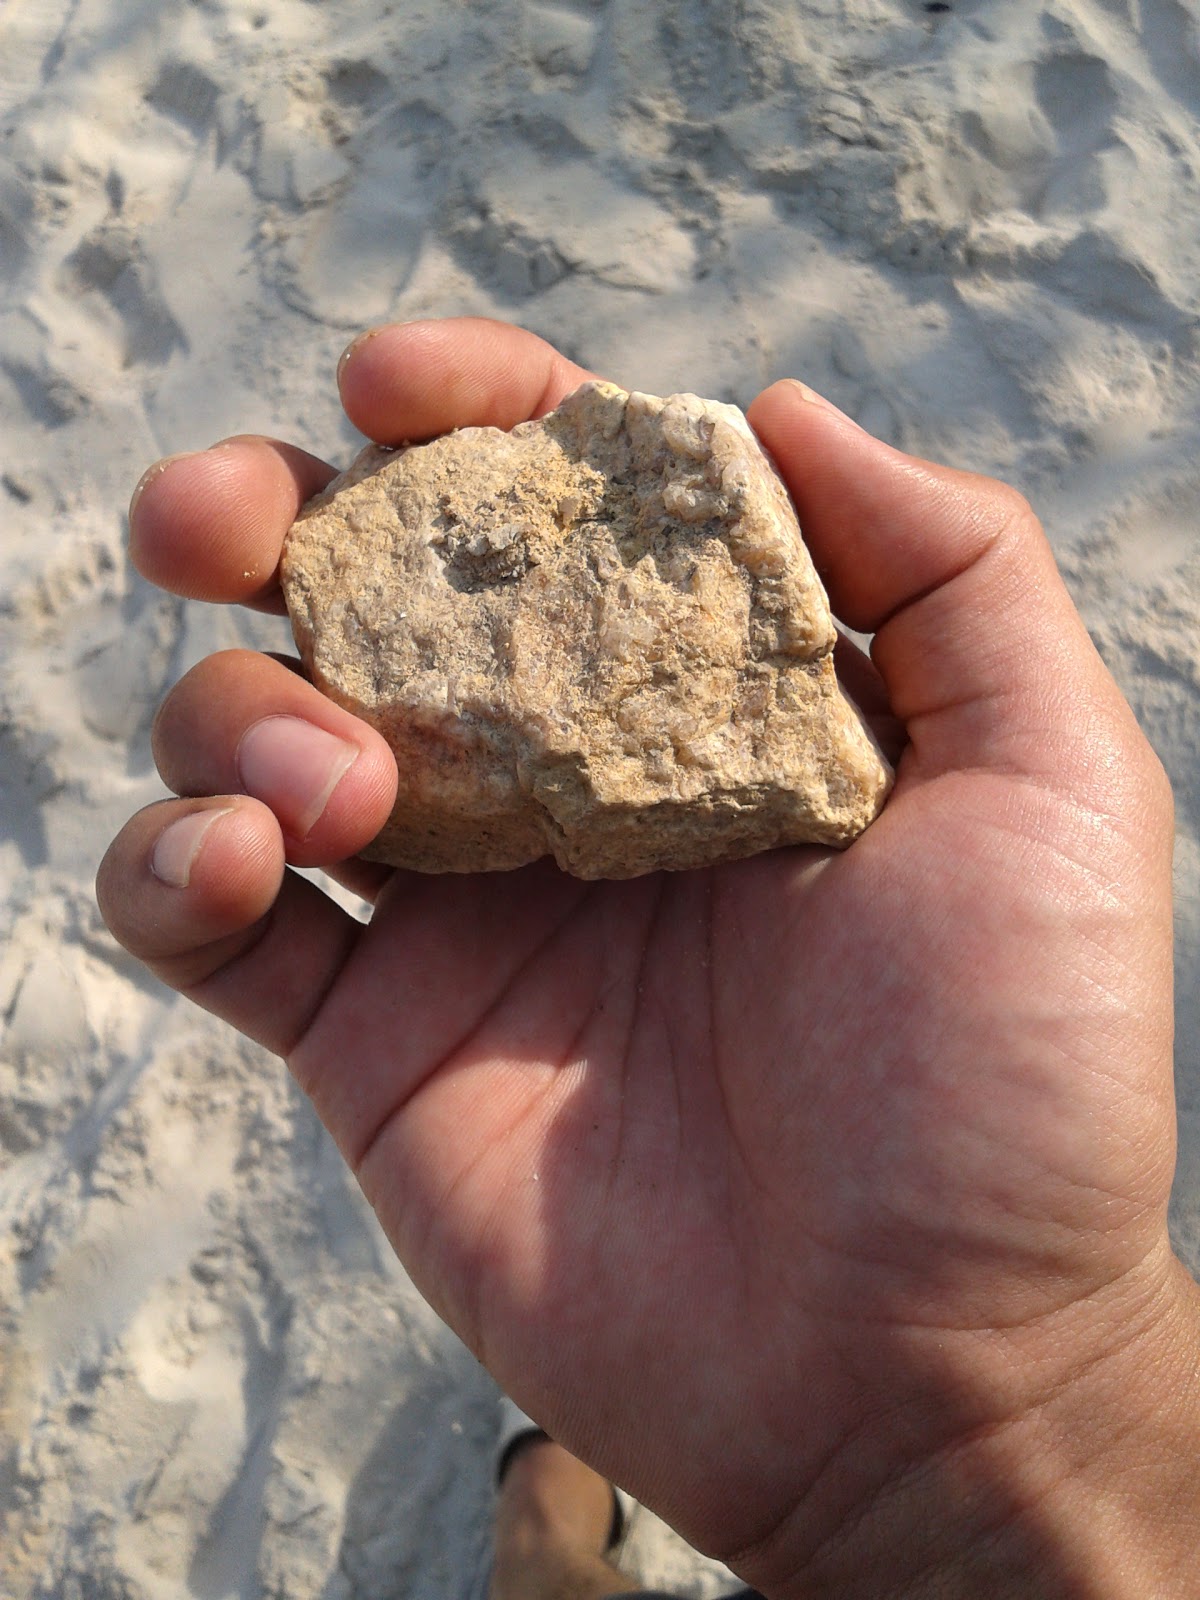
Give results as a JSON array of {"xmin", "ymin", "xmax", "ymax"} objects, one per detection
[{"xmin": 2, "ymin": 0, "xmax": 1198, "ymax": 1593}]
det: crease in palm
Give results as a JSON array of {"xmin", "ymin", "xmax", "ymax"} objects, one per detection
[{"xmin": 288, "ymin": 771, "xmax": 1156, "ymax": 1411}]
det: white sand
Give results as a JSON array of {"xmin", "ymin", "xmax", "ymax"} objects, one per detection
[{"xmin": 2, "ymin": 0, "xmax": 1199, "ymax": 1593}]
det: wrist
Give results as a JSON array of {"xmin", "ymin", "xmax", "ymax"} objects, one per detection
[{"xmin": 741, "ymin": 1249, "xmax": 1200, "ymax": 1600}]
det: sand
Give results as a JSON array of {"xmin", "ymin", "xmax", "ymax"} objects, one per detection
[{"xmin": 1, "ymin": 0, "xmax": 1198, "ymax": 1594}]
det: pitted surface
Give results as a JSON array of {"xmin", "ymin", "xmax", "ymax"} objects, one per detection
[{"xmin": 282, "ymin": 382, "xmax": 891, "ymax": 876}]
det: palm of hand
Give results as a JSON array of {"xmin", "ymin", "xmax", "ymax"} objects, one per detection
[{"xmin": 295, "ymin": 760, "xmax": 1169, "ymax": 1562}]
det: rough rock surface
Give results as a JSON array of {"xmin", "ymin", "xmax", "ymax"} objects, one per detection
[{"xmin": 281, "ymin": 382, "xmax": 892, "ymax": 877}]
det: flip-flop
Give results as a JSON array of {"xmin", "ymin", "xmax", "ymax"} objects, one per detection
[{"xmin": 495, "ymin": 1395, "xmax": 638, "ymax": 1552}]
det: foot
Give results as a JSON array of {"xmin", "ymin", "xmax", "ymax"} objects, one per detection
[{"xmin": 489, "ymin": 1436, "xmax": 637, "ymax": 1600}]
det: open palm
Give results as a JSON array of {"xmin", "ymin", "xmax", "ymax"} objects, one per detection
[{"xmin": 100, "ymin": 320, "xmax": 1185, "ymax": 1593}]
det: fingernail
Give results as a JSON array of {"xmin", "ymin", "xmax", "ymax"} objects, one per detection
[
  {"xmin": 236, "ymin": 716, "xmax": 358, "ymax": 839},
  {"xmin": 782, "ymin": 379, "xmax": 845, "ymax": 414},
  {"xmin": 129, "ymin": 452, "xmax": 197, "ymax": 523},
  {"xmin": 152, "ymin": 806, "xmax": 233, "ymax": 889},
  {"xmin": 337, "ymin": 326, "xmax": 383, "ymax": 383}
]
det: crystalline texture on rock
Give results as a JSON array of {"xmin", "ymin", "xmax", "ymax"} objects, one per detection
[{"xmin": 281, "ymin": 381, "xmax": 892, "ymax": 877}]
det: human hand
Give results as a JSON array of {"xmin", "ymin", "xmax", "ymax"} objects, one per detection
[{"xmin": 98, "ymin": 319, "xmax": 1200, "ymax": 1598}]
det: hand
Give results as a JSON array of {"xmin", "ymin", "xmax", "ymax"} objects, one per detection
[{"xmin": 98, "ymin": 319, "xmax": 1200, "ymax": 1597}]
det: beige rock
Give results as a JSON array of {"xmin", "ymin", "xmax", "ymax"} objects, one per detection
[{"xmin": 281, "ymin": 381, "xmax": 892, "ymax": 877}]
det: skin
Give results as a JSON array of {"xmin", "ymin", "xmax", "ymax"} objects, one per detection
[
  {"xmin": 99, "ymin": 318, "xmax": 1200, "ymax": 1598},
  {"xmin": 490, "ymin": 1438, "xmax": 636, "ymax": 1600}
]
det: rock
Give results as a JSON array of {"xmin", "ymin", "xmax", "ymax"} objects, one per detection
[{"xmin": 281, "ymin": 381, "xmax": 892, "ymax": 878}]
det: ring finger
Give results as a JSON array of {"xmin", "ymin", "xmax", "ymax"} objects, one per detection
[{"xmin": 152, "ymin": 647, "xmax": 398, "ymax": 874}]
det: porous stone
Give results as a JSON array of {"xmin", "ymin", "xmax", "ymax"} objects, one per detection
[{"xmin": 281, "ymin": 381, "xmax": 892, "ymax": 877}]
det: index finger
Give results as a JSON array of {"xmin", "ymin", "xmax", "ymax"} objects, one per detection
[
  {"xmin": 337, "ymin": 317, "xmax": 598, "ymax": 444},
  {"xmin": 129, "ymin": 319, "xmax": 599, "ymax": 608},
  {"xmin": 129, "ymin": 436, "xmax": 336, "ymax": 612}
]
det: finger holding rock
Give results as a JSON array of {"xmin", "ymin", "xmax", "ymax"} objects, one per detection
[
  {"xmin": 152, "ymin": 648, "xmax": 398, "ymax": 869},
  {"xmin": 130, "ymin": 436, "xmax": 337, "ymax": 612},
  {"xmin": 337, "ymin": 316, "xmax": 598, "ymax": 445}
]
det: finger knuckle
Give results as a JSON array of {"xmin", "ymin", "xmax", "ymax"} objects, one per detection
[
  {"xmin": 1135, "ymin": 734, "xmax": 1176, "ymax": 828},
  {"xmin": 986, "ymin": 478, "xmax": 1039, "ymax": 541},
  {"xmin": 1080, "ymin": 710, "xmax": 1176, "ymax": 838}
]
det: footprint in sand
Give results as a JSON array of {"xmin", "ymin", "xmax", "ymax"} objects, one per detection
[
  {"xmin": 1032, "ymin": 51, "xmax": 1125, "ymax": 219},
  {"xmin": 60, "ymin": 224, "xmax": 188, "ymax": 368},
  {"xmin": 459, "ymin": 155, "xmax": 696, "ymax": 298},
  {"xmin": 321, "ymin": 56, "xmax": 394, "ymax": 116},
  {"xmin": 0, "ymin": 157, "xmax": 34, "ymax": 283},
  {"xmin": 1137, "ymin": 0, "xmax": 1200, "ymax": 117},
  {"xmin": 252, "ymin": 51, "xmax": 446, "ymax": 328},
  {"xmin": 71, "ymin": 583, "xmax": 183, "ymax": 749},
  {"xmin": 144, "ymin": 59, "xmax": 222, "ymax": 137},
  {"xmin": 272, "ymin": 108, "xmax": 445, "ymax": 327},
  {"xmin": 951, "ymin": 50, "xmax": 1124, "ymax": 224}
]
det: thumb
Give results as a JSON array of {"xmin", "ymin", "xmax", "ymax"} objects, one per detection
[{"xmin": 747, "ymin": 380, "xmax": 1137, "ymax": 790}]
